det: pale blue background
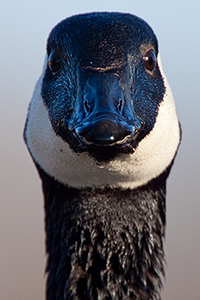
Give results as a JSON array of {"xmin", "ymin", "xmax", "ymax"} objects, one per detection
[{"xmin": 1, "ymin": 1, "xmax": 199, "ymax": 299}]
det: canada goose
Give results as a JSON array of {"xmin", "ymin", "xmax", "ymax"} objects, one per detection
[{"xmin": 24, "ymin": 12, "xmax": 180, "ymax": 300}]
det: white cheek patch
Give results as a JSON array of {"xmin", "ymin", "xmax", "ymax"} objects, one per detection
[{"xmin": 24, "ymin": 55, "xmax": 180, "ymax": 189}]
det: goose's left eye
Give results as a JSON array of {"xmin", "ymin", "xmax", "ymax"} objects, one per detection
[
  {"xmin": 48, "ymin": 51, "xmax": 62, "ymax": 74},
  {"xmin": 143, "ymin": 50, "xmax": 157, "ymax": 72}
]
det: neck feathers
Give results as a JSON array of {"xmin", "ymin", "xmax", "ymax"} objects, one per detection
[{"xmin": 39, "ymin": 167, "xmax": 170, "ymax": 300}]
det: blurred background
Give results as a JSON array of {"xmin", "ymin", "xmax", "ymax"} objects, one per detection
[{"xmin": 0, "ymin": 1, "xmax": 199, "ymax": 299}]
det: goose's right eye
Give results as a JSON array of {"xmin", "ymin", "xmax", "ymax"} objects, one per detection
[{"xmin": 48, "ymin": 51, "xmax": 62, "ymax": 74}]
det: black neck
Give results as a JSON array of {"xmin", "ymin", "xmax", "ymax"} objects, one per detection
[{"xmin": 39, "ymin": 168, "xmax": 170, "ymax": 300}]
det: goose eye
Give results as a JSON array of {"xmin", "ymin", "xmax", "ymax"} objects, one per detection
[
  {"xmin": 143, "ymin": 49, "xmax": 156, "ymax": 72},
  {"xmin": 48, "ymin": 51, "xmax": 62, "ymax": 74}
]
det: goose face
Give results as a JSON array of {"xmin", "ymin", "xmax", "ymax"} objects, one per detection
[
  {"xmin": 42, "ymin": 13, "xmax": 163, "ymax": 150},
  {"xmin": 24, "ymin": 13, "xmax": 180, "ymax": 188}
]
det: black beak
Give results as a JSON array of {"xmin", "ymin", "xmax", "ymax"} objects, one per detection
[{"xmin": 74, "ymin": 73, "xmax": 141, "ymax": 145}]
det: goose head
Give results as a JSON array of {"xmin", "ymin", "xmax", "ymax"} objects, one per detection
[{"xmin": 24, "ymin": 13, "xmax": 180, "ymax": 190}]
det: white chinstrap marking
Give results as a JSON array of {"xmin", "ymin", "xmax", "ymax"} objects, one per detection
[{"xmin": 25, "ymin": 55, "xmax": 180, "ymax": 189}]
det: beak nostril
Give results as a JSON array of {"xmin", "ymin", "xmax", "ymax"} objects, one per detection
[
  {"xmin": 84, "ymin": 100, "xmax": 90, "ymax": 114},
  {"xmin": 118, "ymin": 99, "xmax": 124, "ymax": 113}
]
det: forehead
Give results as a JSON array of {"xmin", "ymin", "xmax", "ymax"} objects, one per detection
[{"xmin": 47, "ymin": 13, "xmax": 158, "ymax": 68}]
